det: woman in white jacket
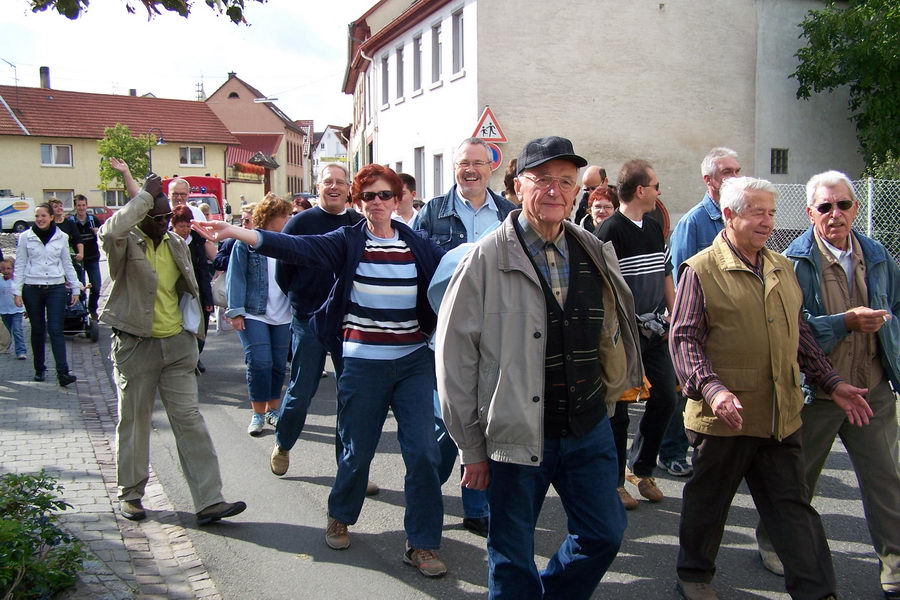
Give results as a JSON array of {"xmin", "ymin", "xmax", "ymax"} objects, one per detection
[{"xmin": 13, "ymin": 203, "xmax": 81, "ymax": 386}]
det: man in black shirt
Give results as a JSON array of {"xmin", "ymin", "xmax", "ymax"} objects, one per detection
[
  {"xmin": 69, "ymin": 194, "xmax": 103, "ymax": 319},
  {"xmin": 595, "ymin": 159, "xmax": 677, "ymax": 510}
]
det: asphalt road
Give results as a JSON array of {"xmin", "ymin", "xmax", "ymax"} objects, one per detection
[{"xmin": 115, "ymin": 325, "xmax": 887, "ymax": 599}]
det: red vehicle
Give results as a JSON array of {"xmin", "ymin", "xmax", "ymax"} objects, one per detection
[{"xmin": 162, "ymin": 176, "xmax": 229, "ymax": 221}]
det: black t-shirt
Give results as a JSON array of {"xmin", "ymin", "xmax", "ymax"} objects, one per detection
[
  {"xmin": 55, "ymin": 218, "xmax": 81, "ymax": 255},
  {"xmin": 68, "ymin": 215, "xmax": 101, "ymax": 261}
]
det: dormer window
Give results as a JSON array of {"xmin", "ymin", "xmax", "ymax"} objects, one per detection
[{"xmin": 228, "ymin": 91, "xmax": 240, "ymax": 99}]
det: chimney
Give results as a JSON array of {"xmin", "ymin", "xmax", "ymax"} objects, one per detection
[
  {"xmin": 39, "ymin": 66, "xmax": 51, "ymax": 89},
  {"xmin": 227, "ymin": 71, "xmax": 236, "ymax": 78},
  {"xmin": 129, "ymin": 89, "xmax": 137, "ymax": 96}
]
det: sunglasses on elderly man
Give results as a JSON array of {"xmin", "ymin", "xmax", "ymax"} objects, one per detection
[
  {"xmin": 814, "ymin": 200, "xmax": 854, "ymax": 214},
  {"xmin": 359, "ymin": 190, "xmax": 396, "ymax": 202}
]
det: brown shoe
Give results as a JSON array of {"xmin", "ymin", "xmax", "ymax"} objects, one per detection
[
  {"xmin": 196, "ymin": 501, "xmax": 247, "ymax": 525},
  {"xmin": 403, "ymin": 544, "xmax": 447, "ymax": 577},
  {"xmin": 270, "ymin": 446, "xmax": 289, "ymax": 476},
  {"xmin": 676, "ymin": 580, "xmax": 719, "ymax": 600},
  {"xmin": 325, "ymin": 516, "xmax": 350, "ymax": 550},
  {"xmin": 626, "ymin": 469, "xmax": 664, "ymax": 502},
  {"xmin": 617, "ymin": 486, "xmax": 638, "ymax": 510},
  {"xmin": 120, "ymin": 499, "xmax": 146, "ymax": 521},
  {"xmin": 366, "ymin": 480, "xmax": 380, "ymax": 496}
]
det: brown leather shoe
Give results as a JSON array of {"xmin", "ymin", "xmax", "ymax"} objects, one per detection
[
  {"xmin": 366, "ymin": 480, "xmax": 380, "ymax": 496},
  {"xmin": 325, "ymin": 516, "xmax": 350, "ymax": 550},
  {"xmin": 270, "ymin": 446, "xmax": 289, "ymax": 476},
  {"xmin": 196, "ymin": 501, "xmax": 246, "ymax": 525},
  {"xmin": 626, "ymin": 469, "xmax": 664, "ymax": 502},
  {"xmin": 404, "ymin": 544, "xmax": 447, "ymax": 577},
  {"xmin": 617, "ymin": 486, "xmax": 638, "ymax": 510}
]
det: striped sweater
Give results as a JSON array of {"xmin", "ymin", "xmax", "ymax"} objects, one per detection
[{"xmin": 341, "ymin": 230, "xmax": 427, "ymax": 360}]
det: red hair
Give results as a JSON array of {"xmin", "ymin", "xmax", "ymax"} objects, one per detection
[
  {"xmin": 350, "ymin": 164, "xmax": 402, "ymax": 205},
  {"xmin": 171, "ymin": 205, "xmax": 193, "ymax": 225}
]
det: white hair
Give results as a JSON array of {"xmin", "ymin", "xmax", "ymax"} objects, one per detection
[
  {"xmin": 318, "ymin": 162, "xmax": 349, "ymax": 181},
  {"xmin": 454, "ymin": 137, "xmax": 491, "ymax": 161},
  {"xmin": 701, "ymin": 147, "xmax": 739, "ymax": 178},
  {"xmin": 168, "ymin": 178, "xmax": 189, "ymax": 194},
  {"xmin": 720, "ymin": 176, "xmax": 778, "ymax": 215},
  {"xmin": 805, "ymin": 170, "xmax": 856, "ymax": 207}
]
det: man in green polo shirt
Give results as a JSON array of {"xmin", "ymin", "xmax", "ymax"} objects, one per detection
[{"xmin": 99, "ymin": 162, "xmax": 245, "ymax": 525}]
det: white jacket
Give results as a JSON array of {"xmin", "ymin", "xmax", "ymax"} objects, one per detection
[{"xmin": 12, "ymin": 228, "xmax": 81, "ymax": 295}]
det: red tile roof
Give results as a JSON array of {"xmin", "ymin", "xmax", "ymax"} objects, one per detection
[
  {"xmin": 226, "ymin": 134, "xmax": 282, "ymax": 165},
  {"xmin": 0, "ymin": 85, "xmax": 238, "ymax": 144}
]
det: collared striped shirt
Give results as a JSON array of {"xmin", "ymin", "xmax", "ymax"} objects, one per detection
[{"xmin": 517, "ymin": 212, "xmax": 569, "ymax": 307}]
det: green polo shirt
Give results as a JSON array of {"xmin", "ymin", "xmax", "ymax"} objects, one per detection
[{"xmin": 138, "ymin": 228, "xmax": 183, "ymax": 338}]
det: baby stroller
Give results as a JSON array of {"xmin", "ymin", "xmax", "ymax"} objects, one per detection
[{"xmin": 63, "ymin": 290, "xmax": 99, "ymax": 342}]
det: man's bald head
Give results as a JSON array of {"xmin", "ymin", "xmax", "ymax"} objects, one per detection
[{"xmin": 581, "ymin": 166, "xmax": 608, "ymax": 193}]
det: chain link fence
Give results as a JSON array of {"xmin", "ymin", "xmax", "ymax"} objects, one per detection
[{"xmin": 769, "ymin": 178, "xmax": 900, "ymax": 265}]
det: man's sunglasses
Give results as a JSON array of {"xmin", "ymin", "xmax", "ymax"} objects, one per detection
[
  {"xmin": 151, "ymin": 212, "xmax": 173, "ymax": 224},
  {"xmin": 359, "ymin": 190, "xmax": 396, "ymax": 202},
  {"xmin": 814, "ymin": 200, "xmax": 854, "ymax": 214}
]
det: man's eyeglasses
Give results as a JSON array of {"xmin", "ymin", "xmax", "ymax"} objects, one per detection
[
  {"xmin": 170, "ymin": 192, "xmax": 189, "ymax": 198},
  {"xmin": 359, "ymin": 190, "xmax": 396, "ymax": 202},
  {"xmin": 151, "ymin": 212, "xmax": 173, "ymax": 224},
  {"xmin": 641, "ymin": 182, "xmax": 660, "ymax": 191},
  {"xmin": 814, "ymin": 200, "xmax": 854, "ymax": 214},
  {"xmin": 321, "ymin": 179, "xmax": 349, "ymax": 187},
  {"xmin": 520, "ymin": 173, "xmax": 577, "ymax": 192},
  {"xmin": 583, "ymin": 186, "xmax": 599, "ymax": 193},
  {"xmin": 456, "ymin": 160, "xmax": 489, "ymax": 169}
]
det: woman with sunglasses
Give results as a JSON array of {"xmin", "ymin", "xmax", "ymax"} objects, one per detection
[
  {"xmin": 193, "ymin": 164, "xmax": 449, "ymax": 577},
  {"xmin": 12, "ymin": 202, "xmax": 81, "ymax": 385}
]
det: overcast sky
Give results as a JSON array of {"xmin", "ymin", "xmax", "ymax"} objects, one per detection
[{"xmin": 1, "ymin": 0, "xmax": 375, "ymax": 130}]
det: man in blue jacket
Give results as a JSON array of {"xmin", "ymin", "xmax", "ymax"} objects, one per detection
[
  {"xmin": 413, "ymin": 137, "xmax": 516, "ymax": 537},
  {"xmin": 757, "ymin": 170, "xmax": 900, "ymax": 598}
]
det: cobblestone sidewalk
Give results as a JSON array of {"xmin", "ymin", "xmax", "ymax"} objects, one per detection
[{"xmin": 0, "ymin": 325, "xmax": 221, "ymax": 599}]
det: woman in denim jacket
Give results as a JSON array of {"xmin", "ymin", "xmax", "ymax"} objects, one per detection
[{"xmin": 225, "ymin": 195, "xmax": 294, "ymax": 436}]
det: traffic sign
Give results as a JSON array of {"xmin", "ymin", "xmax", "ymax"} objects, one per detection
[
  {"xmin": 472, "ymin": 106, "xmax": 507, "ymax": 143},
  {"xmin": 487, "ymin": 143, "xmax": 503, "ymax": 171}
]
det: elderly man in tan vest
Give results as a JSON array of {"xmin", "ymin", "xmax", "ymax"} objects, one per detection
[{"xmin": 668, "ymin": 176, "xmax": 872, "ymax": 600}]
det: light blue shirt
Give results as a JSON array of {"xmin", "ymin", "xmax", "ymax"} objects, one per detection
[
  {"xmin": 0, "ymin": 278, "xmax": 24, "ymax": 314},
  {"xmin": 453, "ymin": 188, "xmax": 500, "ymax": 242}
]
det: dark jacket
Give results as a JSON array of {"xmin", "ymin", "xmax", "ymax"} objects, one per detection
[
  {"xmin": 213, "ymin": 238, "xmax": 236, "ymax": 272},
  {"xmin": 186, "ymin": 233, "xmax": 213, "ymax": 309},
  {"xmin": 412, "ymin": 184, "xmax": 516, "ymax": 251},
  {"xmin": 256, "ymin": 219, "xmax": 446, "ymax": 352}
]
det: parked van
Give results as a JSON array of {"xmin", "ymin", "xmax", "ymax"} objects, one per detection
[{"xmin": 0, "ymin": 196, "xmax": 35, "ymax": 233}]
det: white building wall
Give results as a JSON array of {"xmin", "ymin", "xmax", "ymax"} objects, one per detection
[
  {"xmin": 372, "ymin": 0, "xmax": 479, "ymax": 199},
  {"xmin": 754, "ymin": 0, "xmax": 864, "ymax": 187}
]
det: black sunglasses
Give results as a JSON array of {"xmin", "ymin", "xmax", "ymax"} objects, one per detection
[
  {"xmin": 641, "ymin": 182, "xmax": 660, "ymax": 191},
  {"xmin": 151, "ymin": 211, "xmax": 173, "ymax": 224},
  {"xmin": 814, "ymin": 200, "xmax": 854, "ymax": 214},
  {"xmin": 359, "ymin": 190, "xmax": 396, "ymax": 202}
]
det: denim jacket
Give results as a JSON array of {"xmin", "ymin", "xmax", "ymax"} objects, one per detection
[
  {"xmin": 785, "ymin": 227, "xmax": 900, "ymax": 396},
  {"xmin": 225, "ymin": 240, "xmax": 268, "ymax": 318},
  {"xmin": 669, "ymin": 192, "xmax": 724, "ymax": 287},
  {"xmin": 412, "ymin": 184, "xmax": 516, "ymax": 251}
]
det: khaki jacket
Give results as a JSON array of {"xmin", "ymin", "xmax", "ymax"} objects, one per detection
[
  {"xmin": 98, "ymin": 191, "xmax": 203, "ymax": 340},
  {"xmin": 436, "ymin": 211, "xmax": 643, "ymax": 466}
]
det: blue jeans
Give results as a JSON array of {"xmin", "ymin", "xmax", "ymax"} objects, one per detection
[
  {"xmin": 435, "ymin": 392, "xmax": 490, "ymax": 519},
  {"xmin": 487, "ymin": 417, "xmax": 625, "ymax": 600},
  {"xmin": 275, "ymin": 316, "xmax": 343, "ymax": 452},
  {"xmin": 76, "ymin": 258, "xmax": 102, "ymax": 315},
  {"xmin": 658, "ymin": 395, "xmax": 690, "ymax": 463},
  {"xmin": 236, "ymin": 318, "xmax": 291, "ymax": 404},
  {"xmin": 1, "ymin": 313, "xmax": 26, "ymax": 356},
  {"xmin": 329, "ymin": 346, "xmax": 443, "ymax": 549},
  {"xmin": 21, "ymin": 283, "xmax": 69, "ymax": 375}
]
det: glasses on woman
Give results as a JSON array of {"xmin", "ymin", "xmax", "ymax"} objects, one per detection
[{"xmin": 359, "ymin": 190, "xmax": 396, "ymax": 202}]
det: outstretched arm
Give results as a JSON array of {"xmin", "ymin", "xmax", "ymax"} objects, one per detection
[{"xmin": 109, "ymin": 158, "xmax": 141, "ymax": 199}]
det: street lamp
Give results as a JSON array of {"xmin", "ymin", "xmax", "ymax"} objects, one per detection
[{"xmin": 146, "ymin": 128, "xmax": 166, "ymax": 174}]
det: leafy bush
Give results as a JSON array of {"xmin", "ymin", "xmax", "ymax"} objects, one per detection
[{"xmin": 0, "ymin": 471, "xmax": 85, "ymax": 600}]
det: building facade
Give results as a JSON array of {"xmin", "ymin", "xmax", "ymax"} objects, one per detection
[{"xmin": 312, "ymin": 125, "xmax": 350, "ymax": 187}]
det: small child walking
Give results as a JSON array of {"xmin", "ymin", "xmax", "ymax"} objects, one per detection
[{"xmin": 0, "ymin": 259, "xmax": 26, "ymax": 359}]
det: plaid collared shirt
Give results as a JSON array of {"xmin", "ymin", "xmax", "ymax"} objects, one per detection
[{"xmin": 517, "ymin": 213, "xmax": 569, "ymax": 307}]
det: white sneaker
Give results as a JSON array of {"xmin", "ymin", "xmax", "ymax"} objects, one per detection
[{"xmin": 247, "ymin": 413, "xmax": 265, "ymax": 436}]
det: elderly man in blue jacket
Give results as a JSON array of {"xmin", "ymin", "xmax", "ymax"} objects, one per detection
[{"xmin": 756, "ymin": 170, "xmax": 900, "ymax": 599}]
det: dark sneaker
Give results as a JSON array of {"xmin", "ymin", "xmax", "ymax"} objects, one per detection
[
  {"xmin": 658, "ymin": 458, "xmax": 693, "ymax": 477},
  {"xmin": 58, "ymin": 372, "xmax": 77, "ymax": 387},
  {"xmin": 462, "ymin": 516, "xmax": 489, "ymax": 538},
  {"xmin": 34, "ymin": 370, "xmax": 46, "ymax": 382},
  {"xmin": 120, "ymin": 499, "xmax": 146, "ymax": 521},
  {"xmin": 404, "ymin": 543, "xmax": 447, "ymax": 577},
  {"xmin": 196, "ymin": 501, "xmax": 247, "ymax": 525},
  {"xmin": 676, "ymin": 580, "xmax": 719, "ymax": 600}
]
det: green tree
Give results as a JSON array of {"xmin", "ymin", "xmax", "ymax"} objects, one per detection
[
  {"xmin": 96, "ymin": 123, "xmax": 150, "ymax": 190},
  {"xmin": 792, "ymin": 0, "xmax": 900, "ymax": 169},
  {"xmin": 29, "ymin": 0, "xmax": 266, "ymax": 24}
]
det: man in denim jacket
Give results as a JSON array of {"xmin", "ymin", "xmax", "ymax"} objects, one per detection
[{"xmin": 757, "ymin": 170, "xmax": 900, "ymax": 599}]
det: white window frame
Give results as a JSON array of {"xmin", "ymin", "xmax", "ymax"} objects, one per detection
[
  {"xmin": 179, "ymin": 146, "xmax": 205, "ymax": 167},
  {"xmin": 43, "ymin": 189, "xmax": 75, "ymax": 210},
  {"xmin": 104, "ymin": 189, "xmax": 128, "ymax": 208},
  {"xmin": 433, "ymin": 153, "xmax": 444, "ymax": 197},
  {"xmin": 412, "ymin": 34, "xmax": 423, "ymax": 92},
  {"xmin": 40, "ymin": 143, "xmax": 73, "ymax": 167},
  {"xmin": 414, "ymin": 147, "xmax": 426, "ymax": 196},
  {"xmin": 381, "ymin": 54, "xmax": 390, "ymax": 107},
  {"xmin": 396, "ymin": 46, "xmax": 405, "ymax": 100},
  {"xmin": 431, "ymin": 23, "xmax": 442, "ymax": 84},
  {"xmin": 452, "ymin": 9, "xmax": 465, "ymax": 74}
]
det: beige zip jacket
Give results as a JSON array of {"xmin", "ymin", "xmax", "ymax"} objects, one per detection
[
  {"xmin": 436, "ymin": 211, "xmax": 643, "ymax": 466},
  {"xmin": 98, "ymin": 191, "xmax": 203, "ymax": 340}
]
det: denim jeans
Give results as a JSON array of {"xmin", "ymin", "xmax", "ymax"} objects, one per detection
[
  {"xmin": 658, "ymin": 395, "xmax": 690, "ymax": 464},
  {"xmin": 434, "ymin": 392, "xmax": 490, "ymax": 519},
  {"xmin": 236, "ymin": 318, "xmax": 291, "ymax": 404},
  {"xmin": 328, "ymin": 346, "xmax": 443, "ymax": 549},
  {"xmin": 611, "ymin": 335, "xmax": 678, "ymax": 481},
  {"xmin": 76, "ymin": 258, "xmax": 102, "ymax": 315},
  {"xmin": 486, "ymin": 417, "xmax": 625, "ymax": 600},
  {"xmin": 1, "ymin": 313, "xmax": 26, "ymax": 356},
  {"xmin": 275, "ymin": 316, "xmax": 343, "ymax": 452},
  {"xmin": 21, "ymin": 283, "xmax": 69, "ymax": 375}
]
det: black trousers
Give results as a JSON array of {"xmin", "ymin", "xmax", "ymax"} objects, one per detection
[{"xmin": 677, "ymin": 429, "xmax": 836, "ymax": 599}]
